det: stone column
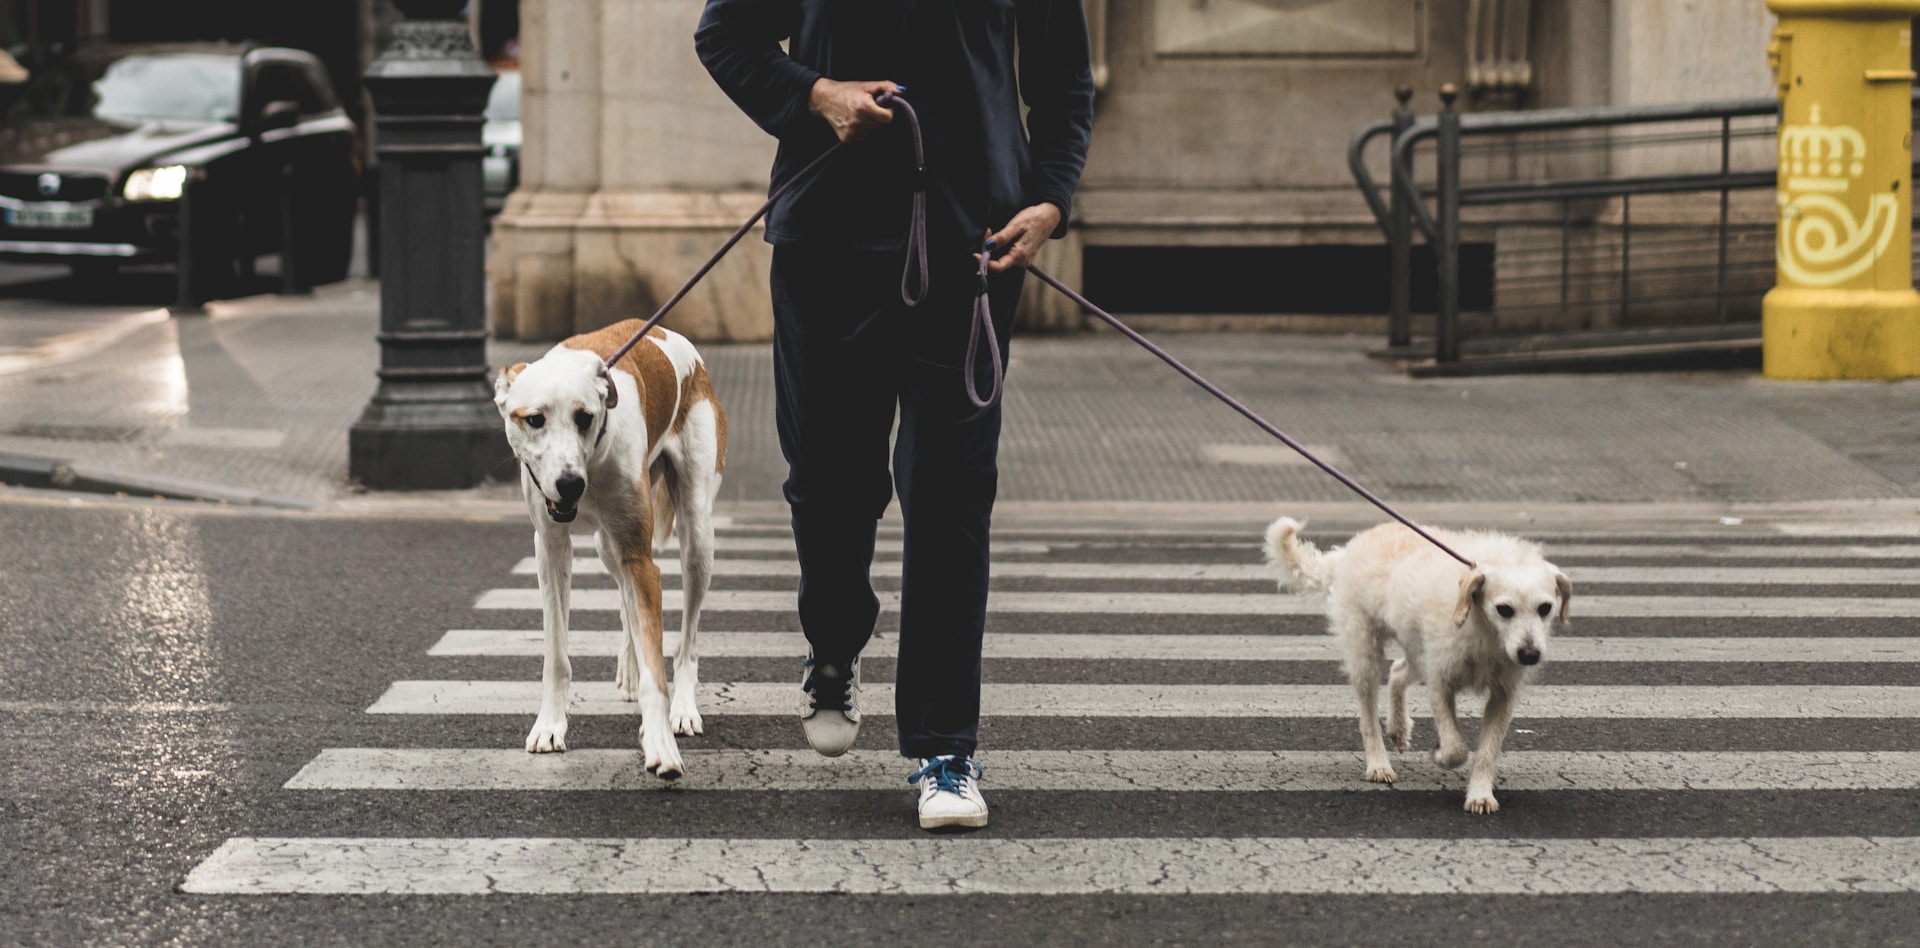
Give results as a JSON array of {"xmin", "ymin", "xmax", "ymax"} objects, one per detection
[{"xmin": 491, "ymin": 0, "xmax": 778, "ymax": 342}]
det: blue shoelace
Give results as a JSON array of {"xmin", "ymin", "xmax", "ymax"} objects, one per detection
[
  {"xmin": 907, "ymin": 755, "xmax": 983, "ymax": 794},
  {"xmin": 802, "ymin": 658, "xmax": 854, "ymax": 714}
]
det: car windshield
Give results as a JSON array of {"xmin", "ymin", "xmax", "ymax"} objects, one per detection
[
  {"xmin": 17, "ymin": 52, "xmax": 239, "ymax": 123},
  {"xmin": 485, "ymin": 71, "xmax": 519, "ymax": 123}
]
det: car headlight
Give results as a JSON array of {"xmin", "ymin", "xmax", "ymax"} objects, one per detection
[{"xmin": 123, "ymin": 165, "xmax": 190, "ymax": 202}]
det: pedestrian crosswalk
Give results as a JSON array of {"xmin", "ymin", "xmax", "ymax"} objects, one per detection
[{"xmin": 183, "ymin": 519, "xmax": 1920, "ymax": 897}]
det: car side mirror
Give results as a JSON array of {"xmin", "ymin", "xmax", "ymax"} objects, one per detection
[{"xmin": 256, "ymin": 100, "xmax": 300, "ymax": 134}]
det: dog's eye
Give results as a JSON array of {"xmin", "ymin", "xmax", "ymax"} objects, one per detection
[
  {"xmin": 1537, "ymin": 602, "xmax": 1552, "ymax": 618},
  {"xmin": 525, "ymin": 412, "xmax": 545, "ymax": 429},
  {"xmin": 575, "ymin": 410, "xmax": 593, "ymax": 431},
  {"xmin": 1495, "ymin": 604, "xmax": 1515, "ymax": 619}
]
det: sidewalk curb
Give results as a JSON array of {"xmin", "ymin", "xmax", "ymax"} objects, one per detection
[{"xmin": 0, "ymin": 453, "xmax": 317, "ymax": 509}]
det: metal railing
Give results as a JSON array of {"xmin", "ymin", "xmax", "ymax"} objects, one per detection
[{"xmin": 1350, "ymin": 85, "xmax": 1788, "ymax": 364}]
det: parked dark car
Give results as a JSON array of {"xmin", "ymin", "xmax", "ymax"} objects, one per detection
[{"xmin": 0, "ymin": 43, "xmax": 359, "ymax": 289}]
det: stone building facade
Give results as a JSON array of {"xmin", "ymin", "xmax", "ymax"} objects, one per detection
[{"xmin": 488, "ymin": 0, "xmax": 1780, "ymax": 342}]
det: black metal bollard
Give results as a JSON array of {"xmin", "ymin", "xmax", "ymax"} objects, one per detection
[
  {"xmin": 347, "ymin": 3, "xmax": 508, "ymax": 489},
  {"xmin": 1434, "ymin": 84, "xmax": 1462, "ymax": 365},
  {"xmin": 1386, "ymin": 85, "xmax": 1416, "ymax": 350},
  {"xmin": 278, "ymin": 163, "xmax": 306, "ymax": 295},
  {"xmin": 171, "ymin": 170, "xmax": 207, "ymax": 315}
]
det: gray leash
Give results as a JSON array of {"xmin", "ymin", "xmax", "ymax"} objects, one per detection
[{"xmin": 1026, "ymin": 265, "xmax": 1477, "ymax": 569}]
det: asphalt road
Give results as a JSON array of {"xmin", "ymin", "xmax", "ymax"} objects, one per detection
[{"xmin": 2, "ymin": 491, "xmax": 1918, "ymax": 946}]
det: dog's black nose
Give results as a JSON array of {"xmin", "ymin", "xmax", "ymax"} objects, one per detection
[
  {"xmin": 1517, "ymin": 646, "xmax": 1541, "ymax": 666},
  {"xmin": 555, "ymin": 473, "xmax": 586, "ymax": 503}
]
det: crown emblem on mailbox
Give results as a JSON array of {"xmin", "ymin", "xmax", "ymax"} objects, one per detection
[
  {"xmin": 1780, "ymin": 105, "xmax": 1867, "ymax": 194},
  {"xmin": 1777, "ymin": 103, "xmax": 1896, "ymax": 287}
]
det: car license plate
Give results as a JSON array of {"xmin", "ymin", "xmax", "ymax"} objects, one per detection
[{"xmin": 6, "ymin": 205, "xmax": 94, "ymax": 229}]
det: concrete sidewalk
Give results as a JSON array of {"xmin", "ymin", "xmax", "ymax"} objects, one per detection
[{"xmin": 2, "ymin": 278, "xmax": 1918, "ymax": 531}]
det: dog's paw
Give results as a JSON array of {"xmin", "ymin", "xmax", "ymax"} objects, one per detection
[
  {"xmin": 614, "ymin": 662, "xmax": 640, "ymax": 704},
  {"xmin": 1386, "ymin": 723, "xmax": 1412, "ymax": 753},
  {"xmin": 1433, "ymin": 745, "xmax": 1469, "ymax": 770},
  {"xmin": 639, "ymin": 725, "xmax": 684, "ymax": 781},
  {"xmin": 1365, "ymin": 764, "xmax": 1397, "ymax": 784},
  {"xmin": 1464, "ymin": 792, "xmax": 1501, "ymax": 814},
  {"xmin": 525, "ymin": 712, "xmax": 569, "ymax": 754},
  {"xmin": 669, "ymin": 690, "xmax": 704, "ymax": 736}
]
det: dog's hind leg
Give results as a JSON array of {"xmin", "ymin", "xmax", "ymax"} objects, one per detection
[
  {"xmin": 1430, "ymin": 684, "xmax": 1470, "ymax": 770},
  {"xmin": 1464, "ymin": 682, "xmax": 1517, "ymax": 814},
  {"xmin": 527, "ymin": 523, "xmax": 575, "ymax": 753},
  {"xmin": 665, "ymin": 413, "xmax": 720, "ymax": 737},
  {"xmin": 1385, "ymin": 658, "xmax": 1414, "ymax": 753},
  {"xmin": 1339, "ymin": 616, "xmax": 1395, "ymax": 783}
]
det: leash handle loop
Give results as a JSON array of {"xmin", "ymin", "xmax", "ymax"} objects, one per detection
[
  {"xmin": 1027, "ymin": 264, "xmax": 1477, "ymax": 571},
  {"xmin": 876, "ymin": 90, "xmax": 929, "ymax": 307},
  {"xmin": 960, "ymin": 242, "xmax": 1005, "ymax": 418}
]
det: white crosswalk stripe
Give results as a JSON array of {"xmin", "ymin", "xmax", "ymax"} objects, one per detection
[
  {"xmin": 520, "ymin": 556, "xmax": 1920, "ymax": 585},
  {"xmin": 186, "ymin": 522, "xmax": 1920, "ymax": 900},
  {"xmin": 429, "ymin": 629, "xmax": 1920, "ymax": 662},
  {"xmin": 286, "ymin": 749, "xmax": 1920, "ymax": 792},
  {"xmin": 182, "ymin": 836, "xmax": 1920, "ymax": 895},
  {"xmin": 365, "ymin": 680, "xmax": 1920, "ymax": 718},
  {"xmin": 472, "ymin": 586, "xmax": 1920, "ymax": 617}
]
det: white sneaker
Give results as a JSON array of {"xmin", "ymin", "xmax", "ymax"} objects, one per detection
[
  {"xmin": 908, "ymin": 755, "xmax": 988, "ymax": 830},
  {"xmin": 799, "ymin": 655, "xmax": 860, "ymax": 757}
]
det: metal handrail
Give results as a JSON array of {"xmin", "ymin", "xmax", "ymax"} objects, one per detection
[
  {"xmin": 1349, "ymin": 89, "xmax": 1795, "ymax": 364},
  {"xmin": 1388, "ymin": 97, "xmax": 1779, "ymax": 243}
]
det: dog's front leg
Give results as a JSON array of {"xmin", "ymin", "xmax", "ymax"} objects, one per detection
[
  {"xmin": 1429, "ymin": 684, "xmax": 1470, "ymax": 769},
  {"xmin": 598, "ymin": 533, "xmax": 642, "ymax": 702},
  {"xmin": 616, "ymin": 550, "xmax": 683, "ymax": 779},
  {"xmin": 1464, "ymin": 683, "xmax": 1517, "ymax": 814},
  {"xmin": 527, "ymin": 525, "xmax": 574, "ymax": 753},
  {"xmin": 1386, "ymin": 659, "xmax": 1414, "ymax": 752}
]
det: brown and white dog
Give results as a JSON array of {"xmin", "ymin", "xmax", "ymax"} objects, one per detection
[
  {"xmin": 1264, "ymin": 517, "xmax": 1570, "ymax": 814},
  {"xmin": 494, "ymin": 321, "xmax": 727, "ymax": 779}
]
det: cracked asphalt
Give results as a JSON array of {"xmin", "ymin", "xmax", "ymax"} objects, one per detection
[{"xmin": 3, "ymin": 495, "xmax": 1919, "ymax": 945}]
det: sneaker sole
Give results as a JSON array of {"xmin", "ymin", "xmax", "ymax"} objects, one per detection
[
  {"xmin": 918, "ymin": 812, "xmax": 990, "ymax": 831},
  {"xmin": 801, "ymin": 717, "xmax": 860, "ymax": 758}
]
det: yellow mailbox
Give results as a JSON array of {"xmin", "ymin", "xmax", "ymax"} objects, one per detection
[{"xmin": 1764, "ymin": 0, "xmax": 1920, "ymax": 379}]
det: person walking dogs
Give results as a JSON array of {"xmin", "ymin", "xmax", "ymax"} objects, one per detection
[{"xmin": 695, "ymin": 0, "xmax": 1095, "ymax": 830}]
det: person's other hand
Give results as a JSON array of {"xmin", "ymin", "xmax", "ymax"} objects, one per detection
[
  {"xmin": 984, "ymin": 203, "xmax": 1063, "ymax": 273},
  {"xmin": 809, "ymin": 78, "xmax": 897, "ymax": 143}
]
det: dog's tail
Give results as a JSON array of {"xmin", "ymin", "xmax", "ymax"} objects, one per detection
[
  {"xmin": 651, "ymin": 463, "xmax": 678, "ymax": 548},
  {"xmin": 1263, "ymin": 517, "xmax": 1334, "ymax": 593}
]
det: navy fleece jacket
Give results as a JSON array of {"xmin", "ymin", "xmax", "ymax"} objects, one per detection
[{"xmin": 695, "ymin": 0, "xmax": 1095, "ymax": 252}]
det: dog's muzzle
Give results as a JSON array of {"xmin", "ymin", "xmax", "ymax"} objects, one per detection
[
  {"xmin": 545, "ymin": 497, "xmax": 578, "ymax": 523},
  {"xmin": 1517, "ymin": 645, "xmax": 1542, "ymax": 666}
]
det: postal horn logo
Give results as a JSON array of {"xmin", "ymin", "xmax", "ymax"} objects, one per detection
[{"xmin": 1777, "ymin": 104, "xmax": 1897, "ymax": 287}]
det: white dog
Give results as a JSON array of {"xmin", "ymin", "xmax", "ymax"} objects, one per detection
[
  {"xmin": 1263, "ymin": 517, "xmax": 1570, "ymax": 813},
  {"xmin": 494, "ymin": 321, "xmax": 727, "ymax": 780}
]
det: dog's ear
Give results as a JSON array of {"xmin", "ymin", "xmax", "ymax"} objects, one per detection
[
  {"xmin": 1553, "ymin": 568, "xmax": 1572, "ymax": 626},
  {"xmin": 494, "ymin": 363, "xmax": 528, "ymax": 408},
  {"xmin": 1453, "ymin": 569, "xmax": 1486, "ymax": 627},
  {"xmin": 595, "ymin": 364, "xmax": 619, "ymax": 410}
]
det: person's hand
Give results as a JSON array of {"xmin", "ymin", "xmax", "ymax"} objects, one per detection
[
  {"xmin": 809, "ymin": 78, "xmax": 896, "ymax": 143},
  {"xmin": 983, "ymin": 203, "xmax": 1063, "ymax": 273}
]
